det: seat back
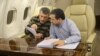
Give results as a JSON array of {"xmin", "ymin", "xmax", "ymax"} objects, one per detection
[{"xmin": 65, "ymin": 0, "xmax": 96, "ymax": 43}]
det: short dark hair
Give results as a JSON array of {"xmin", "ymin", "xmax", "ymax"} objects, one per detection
[
  {"xmin": 40, "ymin": 7, "xmax": 50, "ymax": 14},
  {"xmin": 50, "ymin": 8, "xmax": 65, "ymax": 20}
]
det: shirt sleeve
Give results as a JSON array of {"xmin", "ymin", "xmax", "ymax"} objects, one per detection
[
  {"xmin": 50, "ymin": 24, "xmax": 56, "ymax": 39},
  {"xmin": 65, "ymin": 19, "xmax": 81, "ymax": 44}
]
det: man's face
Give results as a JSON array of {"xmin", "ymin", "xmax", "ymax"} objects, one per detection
[
  {"xmin": 39, "ymin": 11, "xmax": 49, "ymax": 24},
  {"xmin": 50, "ymin": 14, "xmax": 60, "ymax": 26}
]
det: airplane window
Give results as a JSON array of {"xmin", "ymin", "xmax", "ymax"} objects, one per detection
[
  {"xmin": 7, "ymin": 10, "xmax": 17, "ymax": 24},
  {"xmin": 23, "ymin": 7, "xmax": 30, "ymax": 20}
]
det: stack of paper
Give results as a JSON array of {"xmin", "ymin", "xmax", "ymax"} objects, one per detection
[
  {"xmin": 37, "ymin": 39, "xmax": 79, "ymax": 49},
  {"xmin": 56, "ymin": 42, "xmax": 79, "ymax": 49},
  {"xmin": 37, "ymin": 39, "xmax": 59, "ymax": 48}
]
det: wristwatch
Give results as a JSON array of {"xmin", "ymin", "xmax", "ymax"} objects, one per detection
[{"xmin": 64, "ymin": 40, "xmax": 67, "ymax": 44}]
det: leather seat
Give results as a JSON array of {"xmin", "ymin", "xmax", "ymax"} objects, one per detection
[{"xmin": 64, "ymin": 0, "xmax": 96, "ymax": 56}]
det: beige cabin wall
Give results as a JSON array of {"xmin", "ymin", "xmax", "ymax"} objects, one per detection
[
  {"xmin": 38, "ymin": 0, "xmax": 96, "ymax": 14},
  {"xmin": 55, "ymin": 0, "xmax": 71, "ymax": 10},
  {"xmin": 37, "ymin": 0, "xmax": 71, "ymax": 10}
]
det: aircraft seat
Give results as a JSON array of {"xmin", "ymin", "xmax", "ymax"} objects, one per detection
[{"xmin": 64, "ymin": 0, "xmax": 96, "ymax": 56}]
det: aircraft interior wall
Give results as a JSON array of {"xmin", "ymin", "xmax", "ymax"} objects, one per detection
[
  {"xmin": 0, "ymin": 0, "xmax": 7, "ymax": 38},
  {"xmin": 38, "ymin": 0, "xmax": 95, "ymax": 11},
  {"xmin": 0, "ymin": 0, "xmax": 37, "ymax": 38}
]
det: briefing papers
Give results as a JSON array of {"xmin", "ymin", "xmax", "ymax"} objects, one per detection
[
  {"xmin": 37, "ymin": 39, "xmax": 79, "ymax": 49},
  {"xmin": 25, "ymin": 26, "xmax": 36, "ymax": 35}
]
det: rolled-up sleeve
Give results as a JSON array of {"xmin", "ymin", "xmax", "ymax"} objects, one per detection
[{"xmin": 65, "ymin": 20, "xmax": 81, "ymax": 44}]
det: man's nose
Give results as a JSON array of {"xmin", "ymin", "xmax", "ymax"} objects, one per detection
[{"xmin": 41, "ymin": 17, "xmax": 44, "ymax": 20}]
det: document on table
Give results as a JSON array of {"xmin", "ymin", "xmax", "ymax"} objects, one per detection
[
  {"xmin": 37, "ymin": 39, "xmax": 59, "ymax": 48},
  {"xmin": 56, "ymin": 42, "xmax": 79, "ymax": 49},
  {"xmin": 37, "ymin": 39, "xmax": 79, "ymax": 49}
]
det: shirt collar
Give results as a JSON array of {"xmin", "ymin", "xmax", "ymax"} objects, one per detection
[
  {"xmin": 57, "ymin": 18, "xmax": 67, "ymax": 28},
  {"xmin": 62, "ymin": 18, "xmax": 68, "ymax": 28}
]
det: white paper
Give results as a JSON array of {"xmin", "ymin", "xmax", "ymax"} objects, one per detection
[
  {"xmin": 37, "ymin": 39, "xmax": 79, "ymax": 49},
  {"xmin": 37, "ymin": 39, "xmax": 59, "ymax": 48},
  {"xmin": 57, "ymin": 42, "xmax": 80, "ymax": 49},
  {"xmin": 26, "ymin": 27, "xmax": 36, "ymax": 35}
]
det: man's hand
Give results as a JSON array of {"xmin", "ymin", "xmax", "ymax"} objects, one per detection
[
  {"xmin": 35, "ymin": 33, "xmax": 43, "ymax": 39},
  {"xmin": 31, "ymin": 24, "xmax": 37, "ymax": 30},
  {"xmin": 53, "ymin": 40, "xmax": 65, "ymax": 47}
]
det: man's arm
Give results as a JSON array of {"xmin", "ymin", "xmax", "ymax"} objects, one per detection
[
  {"xmin": 27, "ymin": 16, "xmax": 38, "ymax": 30},
  {"xmin": 25, "ymin": 17, "xmax": 37, "ymax": 36},
  {"xmin": 65, "ymin": 19, "xmax": 81, "ymax": 44},
  {"xmin": 27, "ymin": 17, "xmax": 37, "ymax": 27},
  {"xmin": 50, "ymin": 24, "xmax": 56, "ymax": 38}
]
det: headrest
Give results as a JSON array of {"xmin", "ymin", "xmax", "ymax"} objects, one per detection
[{"xmin": 70, "ymin": 5, "xmax": 86, "ymax": 15}]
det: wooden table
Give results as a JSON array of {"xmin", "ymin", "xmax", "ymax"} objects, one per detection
[
  {"xmin": 0, "ymin": 38, "xmax": 87, "ymax": 56},
  {"xmin": 41, "ymin": 43, "xmax": 87, "ymax": 56}
]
